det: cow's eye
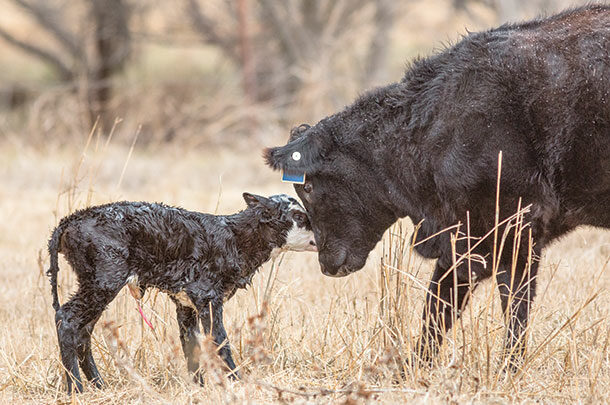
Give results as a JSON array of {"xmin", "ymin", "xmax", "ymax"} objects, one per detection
[{"xmin": 303, "ymin": 182, "xmax": 313, "ymax": 193}]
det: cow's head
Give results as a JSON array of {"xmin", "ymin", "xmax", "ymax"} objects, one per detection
[{"xmin": 264, "ymin": 122, "xmax": 397, "ymax": 277}]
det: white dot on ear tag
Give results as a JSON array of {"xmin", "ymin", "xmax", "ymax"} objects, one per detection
[{"xmin": 292, "ymin": 151, "xmax": 301, "ymax": 161}]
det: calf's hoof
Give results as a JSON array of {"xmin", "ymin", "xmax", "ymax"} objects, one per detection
[
  {"xmin": 90, "ymin": 375, "xmax": 105, "ymax": 389},
  {"xmin": 227, "ymin": 369, "xmax": 241, "ymax": 381}
]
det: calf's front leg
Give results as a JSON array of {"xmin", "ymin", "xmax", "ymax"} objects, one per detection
[
  {"xmin": 199, "ymin": 299, "xmax": 239, "ymax": 379},
  {"xmin": 172, "ymin": 298, "xmax": 203, "ymax": 384}
]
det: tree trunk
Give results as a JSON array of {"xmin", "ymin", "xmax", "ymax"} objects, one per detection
[
  {"xmin": 89, "ymin": 0, "xmax": 131, "ymax": 131},
  {"xmin": 363, "ymin": 0, "xmax": 396, "ymax": 89},
  {"xmin": 237, "ymin": 0, "xmax": 257, "ymax": 103}
]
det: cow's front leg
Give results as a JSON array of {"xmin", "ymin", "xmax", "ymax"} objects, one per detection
[
  {"xmin": 199, "ymin": 299, "xmax": 239, "ymax": 380},
  {"xmin": 496, "ymin": 254, "xmax": 539, "ymax": 370},
  {"xmin": 417, "ymin": 258, "xmax": 482, "ymax": 363}
]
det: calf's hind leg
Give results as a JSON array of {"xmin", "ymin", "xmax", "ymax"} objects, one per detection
[
  {"xmin": 77, "ymin": 315, "xmax": 104, "ymax": 388},
  {"xmin": 55, "ymin": 286, "xmax": 119, "ymax": 392}
]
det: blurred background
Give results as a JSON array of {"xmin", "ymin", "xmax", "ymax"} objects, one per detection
[{"xmin": 0, "ymin": 0, "xmax": 582, "ymax": 150}]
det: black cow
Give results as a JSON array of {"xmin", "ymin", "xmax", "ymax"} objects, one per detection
[{"xmin": 265, "ymin": 5, "xmax": 610, "ymax": 366}]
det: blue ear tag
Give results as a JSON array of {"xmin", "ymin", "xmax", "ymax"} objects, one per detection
[
  {"xmin": 281, "ymin": 169, "xmax": 306, "ymax": 184},
  {"xmin": 281, "ymin": 150, "xmax": 306, "ymax": 184}
]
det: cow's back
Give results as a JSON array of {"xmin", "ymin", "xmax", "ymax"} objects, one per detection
[
  {"xmin": 413, "ymin": 5, "xmax": 610, "ymax": 233},
  {"xmin": 501, "ymin": 5, "xmax": 610, "ymax": 229}
]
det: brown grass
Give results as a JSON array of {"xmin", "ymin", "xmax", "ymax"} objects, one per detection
[{"xmin": 0, "ymin": 126, "xmax": 607, "ymax": 404}]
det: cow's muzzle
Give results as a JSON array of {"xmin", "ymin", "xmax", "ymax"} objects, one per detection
[
  {"xmin": 318, "ymin": 246, "xmax": 347, "ymax": 276},
  {"xmin": 320, "ymin": 263, "xmax": 354, "ymax": 278}
]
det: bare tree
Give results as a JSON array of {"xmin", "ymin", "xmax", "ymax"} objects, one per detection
[
  {"xmin": 184, "ymin": 0, "xmax": 404, "ymax": 109},
  {"xmin": 0, "ymin": 0, "xmax": 82, "ymax": 81},
  {"xmin": 363, "ymin": 0, "xmax": 397, "ymax": 88},
  {"xmin": 0, "ymin": 0, "xmax": 131, "ymax": 129},
  {"xmin": 89, "ymin": 0, "xmax": 131, "ymax": 128},
  {"xmin": 237, "ymin": 0, "xmax": 256, "ymax": 103}
]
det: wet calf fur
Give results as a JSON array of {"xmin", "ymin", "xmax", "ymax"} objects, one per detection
[{"xmin": 47, "ymin": 193, "xmax": 316, "ymax": 392}]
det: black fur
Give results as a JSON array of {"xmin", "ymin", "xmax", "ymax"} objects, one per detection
[
  {"xmin": 47, "ymin": 194, "xmax": 312, "ymax": 392},
  {"xmin": 266, "ymin": 5, "xmax": 610, "ymax": 366}
]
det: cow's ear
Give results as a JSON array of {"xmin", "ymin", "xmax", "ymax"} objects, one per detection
[{"xmin": 264, "ymin": 127, "xmax": 328, "ymax": 173}]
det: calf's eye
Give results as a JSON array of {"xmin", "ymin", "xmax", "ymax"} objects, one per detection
[
  {"xmin": 303, "ymin": 182, "xmax": 313, "ymax": 193},
  {"xmin": 293, "ymin": 212, "xmax": 305, "ymax": 223}
]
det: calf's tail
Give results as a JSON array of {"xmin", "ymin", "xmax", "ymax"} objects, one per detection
[{"xmin": 47, "ymin": 223, "xmax": 65, "ymax": 312}]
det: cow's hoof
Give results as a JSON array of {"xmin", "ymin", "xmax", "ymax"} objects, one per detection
[
  {"xmin": 66, "ymin": 380, "xmax": 84, "ymax": 394},
  {"xmin": 499, "ymin": 354, "xmax": 524, "ymax": 375}
]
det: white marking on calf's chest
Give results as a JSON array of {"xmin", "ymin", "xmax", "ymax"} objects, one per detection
[
  {"xmin": 281, "ymin": 220, "xmax": 315, "ymax": 252},
  {"xmin": 286, "ymin": 223, "xmax": 312, "ymax": 249},
  {"xmin": 270, "ymin": 221, "xmax": 313, "ymax": 259}
]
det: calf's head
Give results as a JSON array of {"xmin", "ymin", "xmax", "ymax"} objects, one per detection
[
  {"xmin": 242, "ymin": 192, "xmax": 317, "ymax": 252},
  {"xmin": 264, "ymin": 124, "xmax": 397, "ymax": 277}
]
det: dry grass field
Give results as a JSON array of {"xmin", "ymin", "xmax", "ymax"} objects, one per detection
[{"xmin": 0, "ymin": 132, "xmax": 607, "ymax": 404}]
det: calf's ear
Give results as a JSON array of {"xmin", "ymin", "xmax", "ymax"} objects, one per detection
[
  {"xmin": 242, "ymin": 193, "xmax": 280, "ymax": 222},
  {"xmin": 243, "ymin": 192, "xmax": 278, "ymax": 211},
  {"xmin": 263, "ymin": 132, "xmax": 326, "ymax": 173},
  {"xmin": 243, "ymin": 192, "xmax": 267, "ymax": 208}
]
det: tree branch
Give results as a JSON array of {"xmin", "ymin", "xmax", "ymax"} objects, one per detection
[
  {"xmin": 0, "ymin": 25, "xmax": 73, "ymax": 80},
  {"xmin": 259, "ymin": 0, "xmax": 303, "ymax": 64},
  {"xmin": 333, "ymin": 0, "xmax": 369, "ymax": 38},
  {"xmin": 363, "ymin": 0, "xmax": 396, "ymax": 88},
  {"xmin": 301, "ymin": 0, "xmax": 322, "ymax": 34},
  {"xmin": 185, "ymin": 0, "xmax": 239, "ymax": 62},
  {"xmin": 319, "ymin": 0, "xmax": 348, "ymax": 43},
  {"xmin": 12, "ymin": 0, "xmax": 84, "ymax": 60}
]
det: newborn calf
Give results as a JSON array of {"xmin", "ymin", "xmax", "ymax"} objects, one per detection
[{"xmin": 47, "ymin": 193, "xmax": 316, "ymax": 392}]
